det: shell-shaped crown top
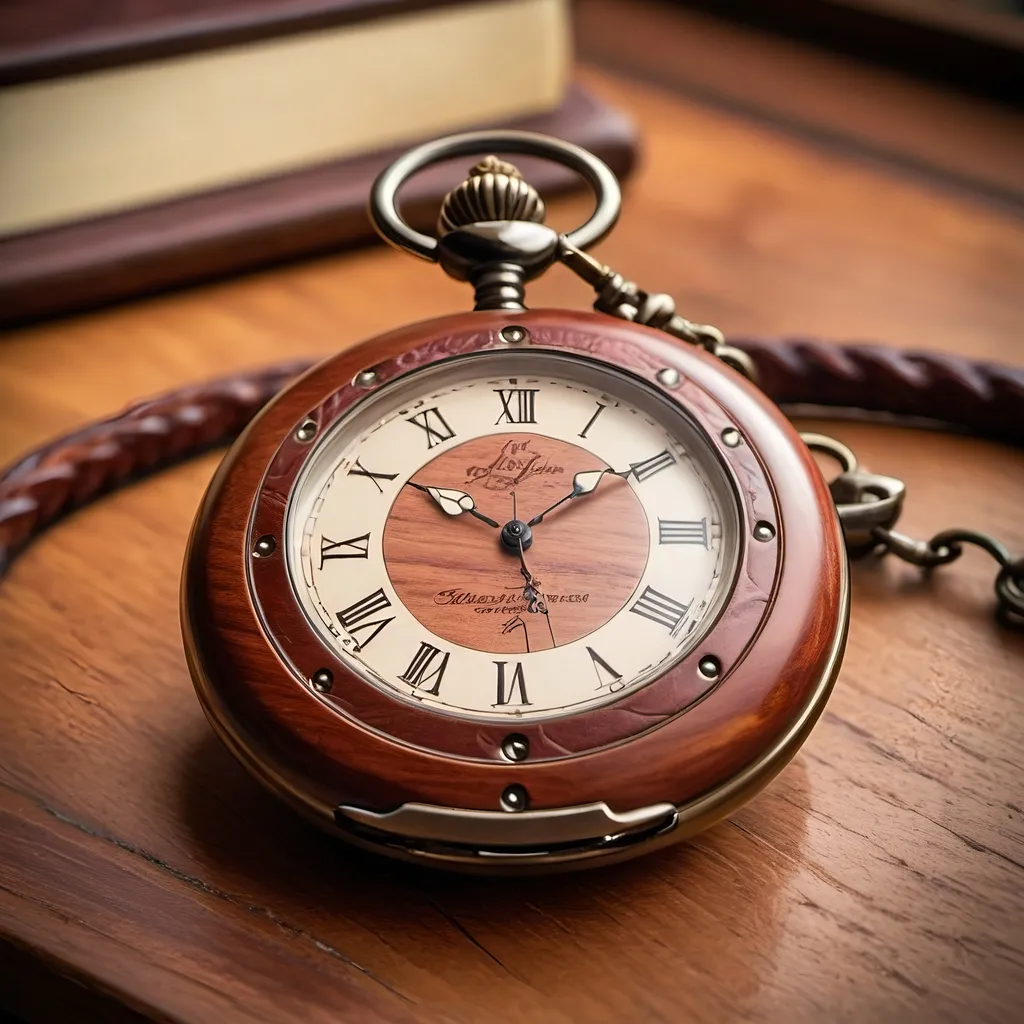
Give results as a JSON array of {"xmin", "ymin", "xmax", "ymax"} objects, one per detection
[{"xmin": 437, "ymin": 156, "xmax": 546, "ymax": 236}]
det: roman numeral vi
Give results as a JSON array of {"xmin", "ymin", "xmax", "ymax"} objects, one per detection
[{"xmin": 493, "ymin": 661, "xmax": 530, "ymax": 706}]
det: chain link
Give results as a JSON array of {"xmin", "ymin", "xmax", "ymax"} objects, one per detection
[
  {"xmin": 556, "ymin": 240, "xmax": 758, "ymax": 381},
  {"xmin": 800, "ymin": 435, "xmax": 1022, "ymax": 625},
  {"xmin": 870, "ymin": 526, "xmax": 1024, "ymax": 624}
]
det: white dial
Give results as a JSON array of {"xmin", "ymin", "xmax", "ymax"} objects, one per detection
[{"xmin": 284, "ymin": 350, "xmax": 739, "ymax": 721}]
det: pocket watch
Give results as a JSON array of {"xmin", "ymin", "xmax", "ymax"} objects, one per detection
[{"xmin": 178, "ymin": 132, "xmax": 1019, "ymax": 872}]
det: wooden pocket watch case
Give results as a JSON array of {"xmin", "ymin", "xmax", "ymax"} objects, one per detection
[{"xmin": 180, "ymin": 133, "xmax": 848, "ymax": 872}]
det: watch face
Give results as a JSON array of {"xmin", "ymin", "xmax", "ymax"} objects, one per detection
[{"xmin": 283, "ymin": 349, "xmax": 740, "ymax": 722}]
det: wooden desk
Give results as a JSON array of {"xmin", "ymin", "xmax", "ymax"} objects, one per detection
[{"xmin": 2, "ymin": 10, "xmax": 1023, "ymax": 1020}]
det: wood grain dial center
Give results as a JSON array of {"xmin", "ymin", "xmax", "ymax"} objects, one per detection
[{"xmin": 383, "ymin": 433, "xmax": 650, "ymax": 654}]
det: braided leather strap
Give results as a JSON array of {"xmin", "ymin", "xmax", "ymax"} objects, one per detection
[
  {"xmin": 0, "ymin": 359, "xmax": 311, "ymax": 576},
  {"xmin": 1, "ymin": 341, "xmax": 1021, "ymax": 578},
  {"xmin": 733, "ymin": 339, "xmax": 1024, "ymax": 447}
]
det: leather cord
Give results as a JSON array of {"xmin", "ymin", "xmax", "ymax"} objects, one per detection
[
  {"xmin": 733, "ymin": 339, "xmax": 1024, "ymax": 447},
  {"xmin": 0, "ymin": 360, "xmax": 310, "ymax": 577},
  {"xmin": 1, "ymin": 341, "xmax": 1021, "ymax": 578}
]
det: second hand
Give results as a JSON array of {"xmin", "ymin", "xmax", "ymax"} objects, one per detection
[{"xmin": 511, "ymin": 491, "xmax": 557, "ymax": 648}]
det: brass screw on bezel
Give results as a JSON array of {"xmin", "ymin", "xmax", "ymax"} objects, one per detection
[
  {"xmin": 252, "ymin": 536, "xmax": 276, "ymax": 558},
  {"xmin": 310, "ymin": 669, "xmax": 334, "ymax": 693},
  {"xmin": 501, "ymin": 784, "xmax": 529, "ymax": 812},
  {"xmin": 499, "ymin": 325, "xmax": 530, "ymax": 344},
  {"xmin": 501, "ymin": 734, "xmax": 530, "ymax": 762},
  {"xmin": 698, "ymin": 656, "xmax": 721, "ymax": 680}
]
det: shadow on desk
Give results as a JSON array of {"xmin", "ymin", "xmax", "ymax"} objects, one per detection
[{"xmin": 177, "ymin": 725, "xmax": 810, "ymax": 1013}]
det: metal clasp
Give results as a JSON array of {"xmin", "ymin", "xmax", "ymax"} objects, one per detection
[
  {"xmin": 830, "ymin": 472, "xmax": 907, "ymax": 553},
  {"xmin": 801, "ymin": 432, "xmax": 906, "ymax": 552},
  {"xmin": 804, "ymin": 432, "xmax": 1022, "ymax": 625}
]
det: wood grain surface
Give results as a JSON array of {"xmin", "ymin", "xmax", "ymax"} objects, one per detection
[{"xmin": 2, "ymin": 27, "xmax": 1024, "ymax": 1024}]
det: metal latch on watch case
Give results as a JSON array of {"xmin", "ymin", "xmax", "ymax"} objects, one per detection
[{"xmin": 333, "ymin": 800, "xmax": 680, "ymax": 862}]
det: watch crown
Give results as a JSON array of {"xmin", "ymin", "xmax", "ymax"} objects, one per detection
[{"xmin": 438, "ymin": 156, "xmax": 546, "ymax": 236}]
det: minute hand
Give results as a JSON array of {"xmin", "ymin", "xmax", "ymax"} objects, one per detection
[{"xmin": 527, "ymin": 468, "xmax": 626, "ymax": 526}]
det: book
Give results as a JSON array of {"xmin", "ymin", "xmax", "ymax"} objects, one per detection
[
  {"xmin": 0, "ymin": 0, "xmax": 638, "ymax": 322},
  {"xmin": 0, "ymin": 0, "xmax": 574, "ymax": 236},
  {"xmin": 0, "ymin": 85, "xmax": 637, "ymax": 324}
]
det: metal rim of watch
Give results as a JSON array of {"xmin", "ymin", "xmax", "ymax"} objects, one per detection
[{"xmin": 369, "ymin": 130, "xmax": 622, "ymax": 260}]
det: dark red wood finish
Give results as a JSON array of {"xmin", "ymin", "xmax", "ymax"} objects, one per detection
[{"xmin": 183, "ymin": 309, "xmax": 845, "ymax": 815}]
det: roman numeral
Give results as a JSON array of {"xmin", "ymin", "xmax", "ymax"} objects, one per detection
[
  {"xmin": 337, "ymin": 588, "xmax": 393, "ymax": 650},
  {"xmin": 586, "ymin": 647, "xmax": 624, "ymax": 692},
  {"xmin": 629, "ymin": 449, "xmax": 677, "ymax": 482},
  {"xmin": 578, "ymin": 402, "xmax": 607, "ymax": 439},
  {"xmin": 629, "ymin": 585, "xmax": 691, "ymax": 633},
  {"xmin": 319, "ymin": 533, "xmax": 370, "ymax": 567},
  {"xmin": 658, "ymin": 518, "xmax": 708, "ymax": 547},
  {"xmin": 348, "ymin": 459, "xmax": 398, "ymax": 494},
  {"xmin": 398, "ymin": 642, "xmax": 450, "ymax": 696},
  {"xmin": 406, "ymin": 407, "xmax": 456, "ymax": 448},
  {"xmin": 494, "ymin": 388, "xmax": 539, "ymax": 424},
  {"xmin": 493, "ymin": 661, "xmax": 530, "ymax": 706}
]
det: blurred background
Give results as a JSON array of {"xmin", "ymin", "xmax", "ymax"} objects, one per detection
[{"xmin": 1, "ymin": 0, "xmax": 1022, "ymax": 326}]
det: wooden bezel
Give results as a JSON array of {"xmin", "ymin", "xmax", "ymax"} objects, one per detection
[{"xmin": 182, "ymin": 310, "xmax": 847, "ymax": 823}]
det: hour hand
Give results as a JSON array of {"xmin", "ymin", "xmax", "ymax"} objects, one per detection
[
  {"xmin": 527, "ymin": 469, "xmax": 609, "ymax": 526},
  {"xmin": 408, "ymin": 482, "xmax": 500, "ymax": 527}
]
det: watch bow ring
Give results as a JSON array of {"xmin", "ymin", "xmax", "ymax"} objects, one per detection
[{"xmin": 368, "ymin": 129, "xmax": 622, "ymax": 261}]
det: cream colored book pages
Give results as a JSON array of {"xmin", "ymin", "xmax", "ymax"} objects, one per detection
[{"xmin": 0, "ymin": 0, "xmax": 570, "ymax": 236}]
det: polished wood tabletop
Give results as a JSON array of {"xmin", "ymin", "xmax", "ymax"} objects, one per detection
[{"xmin": 2, "ymin": 6, "xmax": 1023, "ymax": 1020}]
